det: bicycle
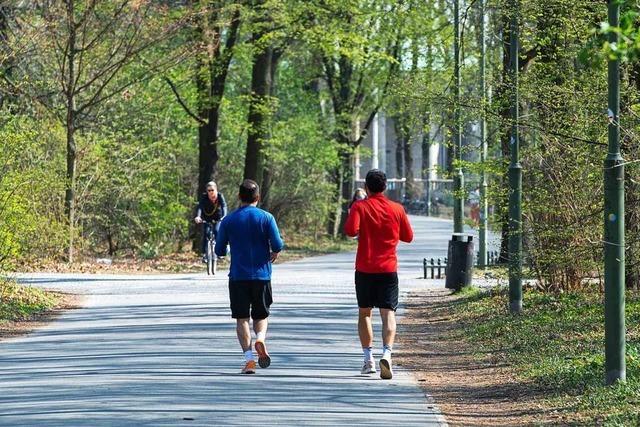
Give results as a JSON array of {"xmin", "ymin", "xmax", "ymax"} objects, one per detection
[{"xmin": 203, "ymin": 220, "xmax": 219, "ymax": 276}]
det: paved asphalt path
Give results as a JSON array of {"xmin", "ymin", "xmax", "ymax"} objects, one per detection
[{"xmin": 1, "ymin": 216, "xmax": 497, "ymax": 426}]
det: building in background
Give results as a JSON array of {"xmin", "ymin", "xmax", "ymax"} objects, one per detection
[{"xmin": 356, "ymin": 112, "xmax": 480, "ymax": 217}]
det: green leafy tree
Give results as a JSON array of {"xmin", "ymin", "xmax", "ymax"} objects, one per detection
[
  {"xmin": 301, "ymin": 0, "xmax": 414, "ymax": 236},
  {"xmin": 4, "ymin": 1, "xmax": 188, "ymax": 262},
  {"xmin": 164, "ymin": 1, "xmax": 242, "ymax": 197}
]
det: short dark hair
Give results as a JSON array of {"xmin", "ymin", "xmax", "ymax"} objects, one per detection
[
  {"xmin": 365, "ymin": 169, "xmax": 387, "ymax": 193},
  {"xmin": 239, "ymin": 179, "xmax": 260, "ymax": 203}
]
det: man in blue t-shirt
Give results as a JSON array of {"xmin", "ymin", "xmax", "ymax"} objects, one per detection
[{"xmin": 215, "ymin": 179, "xmax": 284, "ymax": 374}]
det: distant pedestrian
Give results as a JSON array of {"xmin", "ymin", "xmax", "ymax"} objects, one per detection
[
  {"xmin": 349, "ymin": 187, "xmax": 367, "ymax": 211},
  {"xmin": 215, "ymin": 179, "xmax": 284, "ymax": 374},
  {"xmin": 344, "ymin": 169, "xmax": 413, "ymax": 379}
]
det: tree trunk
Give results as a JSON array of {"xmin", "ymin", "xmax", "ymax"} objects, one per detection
[
  {"xmin": 244, "ymin": 42, "xmax": 274, "ymax": 182},
  {"xmin": 198, "ymin": 120, "xmax": 219, "ymax": 194},
  {"xmin": 421, "ymin": 113, "xmax": 431, "ymax": 180},
  {"xmin": 192, "ymin": 8, "xmax": 240, "ymax": 249},
  {"xmin": 404, "ymin": 135, "xmax": 417, "ymax": 200},
  {"xmin": 0, "ymin": 5, "xmax": 13, "ymax": 109},
  {"xmin": 65, "ymin": 110, "xmax": 77, "ymax": 263},
  {"xmin": 395, "ymin": 132, "xmax": 404, "ymax": 179},
  {"xmin": 194, "ymin": 7, "xmax": 241, "ymax": 196},
  {"xmin": 497, "ymin": 12, "xmax": 512, "ymax": 263},
  {"xmin": 328, "ymin": 147, "xmax": 355, "ymax": 238},
  {"xmin": 260, "ymin": 48, "xmax": 282, "ymax": 212},
  {"xmin": 197, "ymin": 58, "xmax": 225, "ymax": 195},
  {"xmin": 107, "ymin": 231, "xmax": 116, "ymax": 256},
  {"xmin": 395, "ymin": 115, "xmax": 417, "ymax": 199},
  {"xmin": 64, "ymin": 0, "xmax": 77, "ymax": 263}
]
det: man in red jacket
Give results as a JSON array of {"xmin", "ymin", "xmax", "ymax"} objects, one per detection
[{"xmin": 344, "ymin": 169, "xmax": 414, "ymax": 380}]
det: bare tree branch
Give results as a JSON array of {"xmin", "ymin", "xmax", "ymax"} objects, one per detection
[{"xmin": 163, "ymin": 75, "xmax": 206, "ymax": 125}]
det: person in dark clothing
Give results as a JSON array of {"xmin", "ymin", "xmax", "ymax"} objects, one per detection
[
  {"xmin": 194, "ymin": 181, "xmax": 227, "ymax": 261},
  {"xmin": 348, "ymin": 187, "xmax": 367, "ymax": 211}
]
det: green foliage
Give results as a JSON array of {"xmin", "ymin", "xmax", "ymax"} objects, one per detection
[
  {"xmin": 77, "ymin": 75, "xmax": 196, "ymax": 257},
  {"xmin": 477, "ymin": 0, "xmax": 640, "ymax": 289},
  {"xmin": 454, "ymin": 288, "xmax": 640, "ymax": 425},
  {"xmin": 597, "ymin": 1, "xmax": 640, "ymax": 63},
  {"xmin": 0, "ymin": 278, "xmax": 60, "ymax": 322},
  {"xmin": 0, "ymin": 112, "xmax": 67, "ymax": 270},
  {"xmin": 0, "ymin": 0, "xmax": 637, "ymax": 277},
  {"xmin": 262, "ymin": 54, "xmax": 339, "ymax": 231}
]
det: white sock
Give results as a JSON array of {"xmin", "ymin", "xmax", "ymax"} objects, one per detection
[
  {"xmin": 382, "ymin": 344, "xmax": 392, "ymax": 359},
  {"xmin": 244, "ymin": 349, "xmax": 254, "ymax": 362},
  {"xmin": 256, "ymin": 331, "xmax": 266, "ymax": 342},
  {"xmin": 363, "ymin": 346, "xmax": 373, "ymax": 362}
]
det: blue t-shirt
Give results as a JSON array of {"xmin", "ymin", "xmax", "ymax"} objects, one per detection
[{"xmin": 214, "ymin": 205, "xmax": 284, "ymax": 281}]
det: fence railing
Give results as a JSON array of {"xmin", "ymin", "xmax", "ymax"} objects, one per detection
[
  {"xmin": 422, "ymin": 250, "xmax": 502, "ymax": 279},
  {"xmin": 423, "ymin": 257, "xmax": 448, "ymax": 279}
]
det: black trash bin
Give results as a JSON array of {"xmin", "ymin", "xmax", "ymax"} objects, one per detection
[{"xmin": 445, "ymin": 234, "xmax": 474, "ymax": 290}]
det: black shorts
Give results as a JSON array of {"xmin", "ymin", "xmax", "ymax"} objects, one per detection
[
  {"xmin": 229, "ymin": 280, "xmax": 272, "ymax": 319},
  {"xmin": 355, "ymin": 271, "xmax": 399, "ymax": 311}
]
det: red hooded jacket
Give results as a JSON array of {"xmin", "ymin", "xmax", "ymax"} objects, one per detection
[{"xmin": 344, "ymin": 192, "xmax": 413, "ymax": 273}]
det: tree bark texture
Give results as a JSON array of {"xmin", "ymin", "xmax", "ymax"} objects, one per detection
[
  {"xmin": 195, "ymin": 6, "xmax": 240, "ymax": 196},
  {"xmin": 393, "ymin": 111, "xmax": 406, "ymax": 180},
  {"xmin": 0, "ymin": 6, "xmax": 13, "ymax": 108},
  {"xmin": 244, "ymin": 42, "xmax": 274, "ymax": 182},
  {"xmin": 189, "ymin": 5, "xmax": 240, "ymax": 251},
  {"xmin": 421, "ymin": 114, "xmax": 431, "ymax": 180},
  {"xmin": 259, "ymin": 48, "xmax": 282, "ymax": 212},
  {"xmin": 64, "ymin": 0, "xmax": 77, "ymax": 263},
  {"xmin": 331, "ymin": 146, "xmax": 355, "ymax": 238},
  {"xmin": 404, "ymin": 135, "xmax": 417, "ymax": 200}
]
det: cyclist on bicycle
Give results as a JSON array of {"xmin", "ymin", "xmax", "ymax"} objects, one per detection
[{"xmin": 194, "ymin": 181, "xmax": 227, "ymax": 263}]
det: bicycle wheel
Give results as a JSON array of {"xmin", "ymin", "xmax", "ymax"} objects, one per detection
[
  {"xmin": 212, "ymin": 242, "xmax": 217, "ymax": 276},
  {"xmin": 206, "ymin": 239, "xmax": 214, "ymax": 276}
]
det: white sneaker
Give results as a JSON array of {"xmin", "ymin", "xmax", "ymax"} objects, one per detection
[
  {"xmin": 361, "ymin": 360, "xmax": 376, "ymax": 374},
  {"xmin": 379, "ymin": 356, "xmax": 393, "ymax": 380}
]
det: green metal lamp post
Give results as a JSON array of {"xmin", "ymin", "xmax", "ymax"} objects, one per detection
[
  {"xmin": 604, "ymin": 0, "xmax": 626, "ymax": 385},
  {"xmin": 508, "ymin": 0, "xmax": 523, "ymax": 313},
  {"xmin": 479, "ymin": 0, "xmax": 488, "ymax": 269},
  {"xmin": 453, "ymin": 0, "xmax": 464, "ymax": 233}
]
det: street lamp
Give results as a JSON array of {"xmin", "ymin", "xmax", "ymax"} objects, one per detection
[
  {"xmin": 479, "ymin": 0, "xmax": 488, "ymax": 269},
  {"xmin": 453, "ymin": 0, "xmax": 464, "ymax": 233},
  {"xmin": 604, "ymin": 0, "xmax": 626, "ymax": 385},
  {"xmin": 508, "ymin": 0, "xmax": 523, "ymax": 314}
]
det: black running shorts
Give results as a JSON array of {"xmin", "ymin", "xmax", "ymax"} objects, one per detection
[
  {"xmin": 228, "ymin": 280, "xmax": 273, "ymax": 319},
  {"xmin": 355, "ymin": 271, "xmax": 399, "ymax": 311}
]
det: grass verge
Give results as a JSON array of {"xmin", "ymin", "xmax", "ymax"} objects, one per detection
[
  {"xmin": 453, "ymin": 287, "xmax": 640, "ymax": 426},
  {"xmin": 0, "ymin": 278, "xmax": 61, "ymax": 325}
]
